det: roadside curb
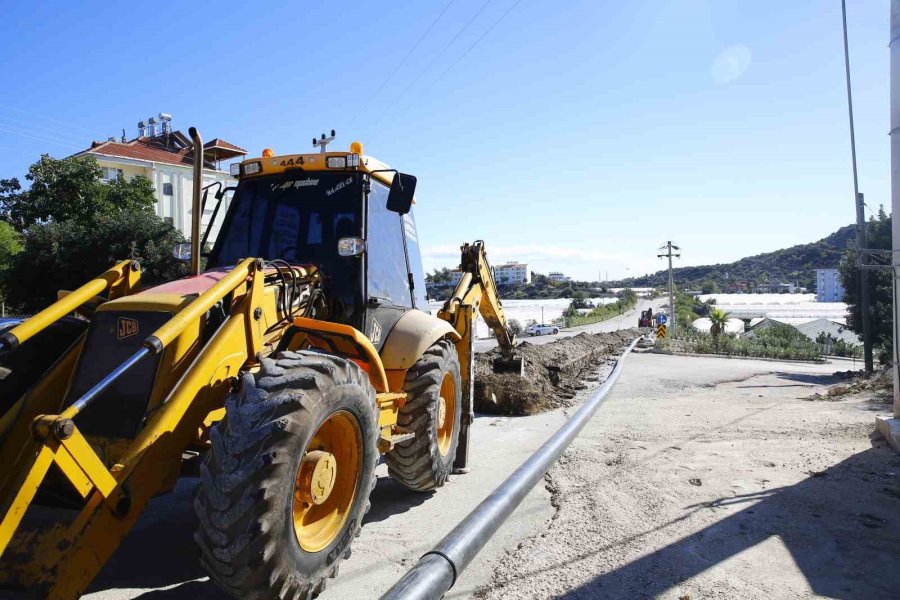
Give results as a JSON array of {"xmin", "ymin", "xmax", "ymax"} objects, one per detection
[{"xmin": 648, "ymin": 348, "xmax": 828, "ymax": 365}]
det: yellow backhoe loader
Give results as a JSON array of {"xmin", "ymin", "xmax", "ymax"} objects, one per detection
[{"xmin": 0, "ymin": 128, "xmax": 522, "ymax": 599}]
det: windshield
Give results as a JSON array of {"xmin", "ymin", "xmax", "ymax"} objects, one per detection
[
  {"xmin": 209, "ymin": 172, "xmax": 362, "ymax": 266},
  {"xmin": 208, "ymin": 172, "xmax": 363, "ymax": 324}
]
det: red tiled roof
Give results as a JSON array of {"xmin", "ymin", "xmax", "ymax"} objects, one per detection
[{"xmin": 80, "ymin": 131, "xmax": 244, "ymax": 169}]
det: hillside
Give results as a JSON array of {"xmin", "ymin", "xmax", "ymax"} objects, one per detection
[{"xmin": 616, "ymin": 224, "xmax": 855, "ymax": 291}]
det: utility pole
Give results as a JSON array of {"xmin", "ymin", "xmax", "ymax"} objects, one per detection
[
  {"xmin": 658, "ymin": 241, "xmax": 681, "ymax": 335},
  {"xmin": 842, "ymin": 0, "xmax": 874, "ymax": 372},
  {"xmin": 877, "ymin": 0, "xmax": 900, "ymax": 447},
  {"xmin": 890, "ymin": 0, "xmax": 900, "ymax": 420},
  {"xmin": 856, "ymin": 192, "xmax": 875, "ymax": 371}
]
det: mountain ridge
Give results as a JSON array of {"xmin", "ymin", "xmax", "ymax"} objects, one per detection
[{"xmin": 614, "ymin": 225, "xmax": 855, "ymax": 291}]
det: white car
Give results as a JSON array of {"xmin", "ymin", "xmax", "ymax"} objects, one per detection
[{"xmin": 525, "ymin": 323, "xmax": 560, "ymax": 336}]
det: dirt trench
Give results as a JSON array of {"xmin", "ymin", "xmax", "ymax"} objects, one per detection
[{"xmin": 473, "ymin": 329, "xmax": 639, "ymax": 415}]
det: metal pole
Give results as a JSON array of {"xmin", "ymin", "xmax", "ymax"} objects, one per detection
[
  {"xmin": 843, "ymin": 0, "xmax": 874, "ymax": 372},
  {"xmin": 890, "ymin": 0, "xmax": 900, "ymax": 415},
  {"xmin": 381, "ymin": 337, "xmax": 640, "ymax": 600}
]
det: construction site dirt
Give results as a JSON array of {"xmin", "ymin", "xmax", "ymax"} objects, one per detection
[{"xmin": 474, "ymin": 329, "xmax": 640, "ymax": 415}]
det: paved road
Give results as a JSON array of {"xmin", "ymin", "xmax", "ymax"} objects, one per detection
[{"xmin": 474, "ymin": 297, "xmax": 665, "ymax": 353}]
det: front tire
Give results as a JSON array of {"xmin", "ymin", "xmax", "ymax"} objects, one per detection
[
  {"xmin": 195, "ymin": 351, "xmax": 379, "ymax": 600},
  {"xmin": 386, "ymin": 339, "xmax": 462, "ymax": 491}
]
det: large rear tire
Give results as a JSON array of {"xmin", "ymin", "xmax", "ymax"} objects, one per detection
[
  {"xmin": 386, "ymin": 339, "xmax": 461, "ymax": 491},
  {"xmin": 195, "ymin": 351, "xmax": 378, "ymax": 600}
]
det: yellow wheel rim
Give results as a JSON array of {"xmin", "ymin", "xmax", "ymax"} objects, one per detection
[
  {"xmin": 437, "ymin": 372, "xmax": 457, "ymax": 456},
  {"xmin": 293, "ymin": 410, "xmax": 362, "ymax": 553}
]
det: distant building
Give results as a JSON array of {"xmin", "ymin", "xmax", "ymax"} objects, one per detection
[
  {"xmin": 494, "ymin": 262, "xmax": 530, "ymax": 285},
  {"xmin": 74, "ymin": 114, "xmax": 246, "ymax": 244},
  {"xmin": 815, "ymin": 269, "xmax": 845, "ymax": 302},
  {"xmin": 795, "ymin": 319, "xmax": 860, "ymax": 347},
  {"xmin": 548, "ymin": 271, "xmax": 571, "ymax": 283},
  {"xmin": 742, "ymin": 317, "xmax": 790, "ymax": 339}
]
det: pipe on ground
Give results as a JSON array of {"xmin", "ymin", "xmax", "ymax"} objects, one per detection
[{"xmin": 380, "ymin": 336, "xmax": 641, "ymax": 600}]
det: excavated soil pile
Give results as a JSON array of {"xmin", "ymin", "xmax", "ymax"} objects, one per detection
[
  {"xmin": 474, "ymin": 329, "xmax": 638, "ymax": 415},
  {"xmin": 807, "ymin": 367, "xmax": 893, "ymax": 403}
]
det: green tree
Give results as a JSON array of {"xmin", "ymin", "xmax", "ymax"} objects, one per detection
[
  {"xmin": 838, "ymin": 207, "xmax": 893, "ymax": 362},
  {"xmin": 0, "ymin": 154, "xmax": 156, "ymax": 229},
  {"xmin": 701, "ymin": 279, "xmax": 720, "ymax": 294},
  {"xmin": 4, "ymin": 210, "xmax": 189, "ymax": 312},
  {"xmin": 507, "ymin": 319, "xmax": 523, "ymax": 336},
  {"xmin": 0, "ymin": 221, "xmax": 22, "ymax": 271},
  {"xmin": 708, "ymin": 306, "xmax": 730, "ymax": 349},
  {"xmin": 570, "ymin": 290, "xmax": 589, "ymax": 308},
  {"xmin": 427, "ymin": 267, "xmax": 452, "ymax": 284},
  {"xmin": 618, "ymin": 288, "xmax": 637, "ymax": 306}
]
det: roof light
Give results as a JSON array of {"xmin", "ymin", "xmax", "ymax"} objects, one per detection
[
  {"xmin": 230, "ymin": 163, "xmax": 241, "ymax": 176},
  {"xmin": 244, "ymin": 161, "xmax": 262, "ymax": 175},
  {"xmin": 262, "ymin": 148, "xmax": 274, "ymax": 158},
  {"xmin": 327, "ymin": 156, "xmax": 347, "ymax": 168},
  {"xmin": 347, "ymin": 153, "xmax": 360, "ymax": 167},
  {"xmin": 350, "ymin": 141, "xmax": 363, "ymax": 155}
]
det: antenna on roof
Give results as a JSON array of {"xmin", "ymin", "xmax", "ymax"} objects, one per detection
[{"xmin": 312, "ymin": 129, "xmax": 336, "ymax": 153}]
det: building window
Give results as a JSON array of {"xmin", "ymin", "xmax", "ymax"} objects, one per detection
[
  {"xmin": 100, "ymin": 167, "xmax": 123, "ymax": 183},
  {"xmin": 163, "ymin": 182, "xmax": 174, "ymax": 196}
]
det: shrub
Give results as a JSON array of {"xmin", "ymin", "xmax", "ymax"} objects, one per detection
[
  {"xmin": 662, "ymin": 326, "xmax": 822, "ymax": 361},
  {"xmin": 3, "ymin": 210, "xmax": 189, "ymax": 313}
]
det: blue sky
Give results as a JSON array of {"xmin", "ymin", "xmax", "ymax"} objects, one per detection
[{"xmin": 0, "ymin": 0, "xmax": 891, "ymax": 281}]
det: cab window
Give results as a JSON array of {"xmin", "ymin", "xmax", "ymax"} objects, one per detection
[{"xmin": 366, "ymin": 179, "xmax": 412, "ymax": 307}]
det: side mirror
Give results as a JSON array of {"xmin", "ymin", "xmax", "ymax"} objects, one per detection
[
  {"xmin": 386, "ymin": 172, "xmax": 417, "ymax": 215},
  {"xmin": 173, "ymin": 242, "xmax": 192, "ymax": 262}
]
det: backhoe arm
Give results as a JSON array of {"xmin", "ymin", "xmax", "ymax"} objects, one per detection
[
  {"xmin": 438, "ymin": 241, "xmax": 523, "ymax": 372},
  {"xmin": 437, "ymin": 241, "xmax": 523, "ymax": 473}
]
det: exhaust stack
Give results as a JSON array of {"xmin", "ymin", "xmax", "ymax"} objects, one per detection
[{"xmin": 189, "ymin": 127, "xmax": 203, "ymax": 276}]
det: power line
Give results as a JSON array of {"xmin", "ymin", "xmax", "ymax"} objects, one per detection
[
  {"xmin": 0, "ymin": 123, "xmax": 82, "ymax": 150},
  {"xmin": 0, "ymin": 104, "xmax": 95, "ymax": 134},
  {"xmin": 0, "ymin": 115, "xmax": 86, "ymax": 144},
  {"xmin": 386, "ymin": 0, "xmax": 493, "ymax": 112},
  {"xmin": 346, "ymin": 0, "xmax": 458, "ymax": 127},
  {"xmin": 420, "ymin": 0, "xmax": 524, "ymax": 97},
  {"xmin": 364, "ymin": 0, "xmax": 495, "ymax": 138}
]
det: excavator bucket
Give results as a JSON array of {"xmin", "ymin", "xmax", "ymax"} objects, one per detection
[{"xmin": 492, "ymin": 354, "xmax": 524, "ymax": 375}]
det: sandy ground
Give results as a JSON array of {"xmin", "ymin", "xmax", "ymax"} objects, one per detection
[{"xmin": 476, "ymin": 353, "xmax": 900, "ymax": 600}]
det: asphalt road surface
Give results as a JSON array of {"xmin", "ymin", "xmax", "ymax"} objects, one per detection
[{"xmin": 474, "ymin": 297, "xmax": 665, "ymax": 353}]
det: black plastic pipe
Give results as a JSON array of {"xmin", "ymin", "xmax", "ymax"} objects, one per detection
[{"xmin": 380, "ymin": 336, "xmax": 641, "ymax": 600}]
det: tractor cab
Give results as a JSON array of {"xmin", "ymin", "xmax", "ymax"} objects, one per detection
[{"xmin": 204, "ymin": 139, "xmax": 427, "ymax": 349}]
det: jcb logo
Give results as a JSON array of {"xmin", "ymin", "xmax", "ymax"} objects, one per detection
[{"xmin": 117, "ymin": 317, "xmax": 139, "ymax": 340}]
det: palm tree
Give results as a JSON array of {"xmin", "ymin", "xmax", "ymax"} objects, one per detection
[{"xmin": 709, "ymin": 307, "xmax": 730, "ymax": 350}]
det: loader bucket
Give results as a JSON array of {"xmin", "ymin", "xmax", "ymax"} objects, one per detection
[{"xmin": 492, "ymin": 354, "xmax": 524, "ymax": 375}]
